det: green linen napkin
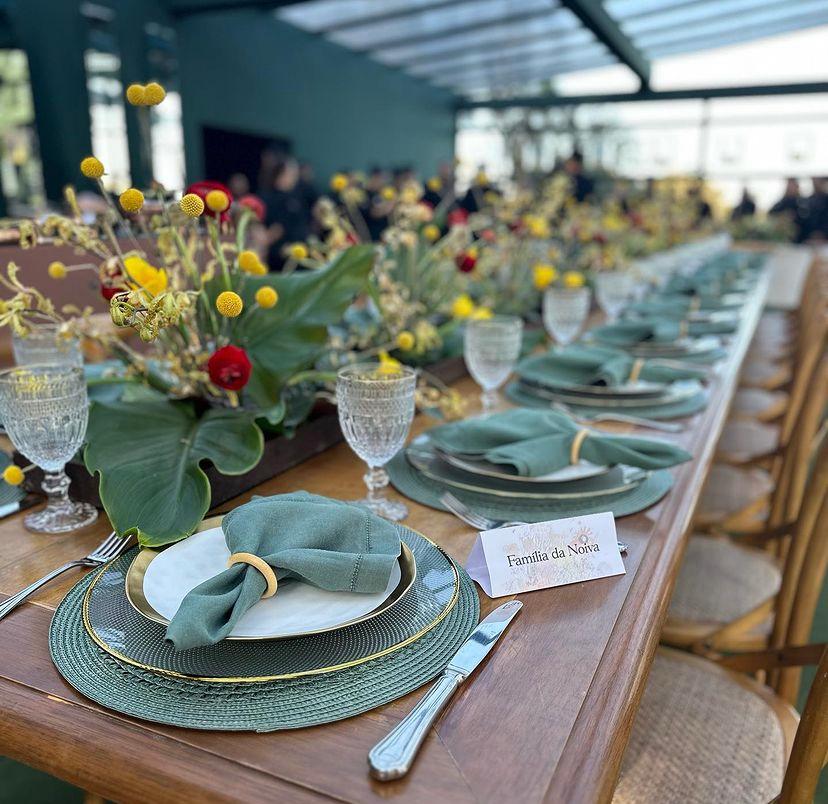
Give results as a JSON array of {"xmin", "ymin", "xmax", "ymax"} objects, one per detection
[
  {"xmin": 591, "ymin": 316, "xmax": 735, "ymax": 347},
  {"xmin": 428, "ymin": 409, "xmax": 691, "ymax": 477},
  {"xmin": 517, "ymin": 345, "xmax": 705, "ymax": 388},
  {"xmin": 165, "ymin": 492, "xmax": 401, "ymax": 651}
]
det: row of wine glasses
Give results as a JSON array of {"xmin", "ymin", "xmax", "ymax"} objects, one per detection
[{"xmin": 1, "ymin": 323, "xmax": 96, "ymax": 533}]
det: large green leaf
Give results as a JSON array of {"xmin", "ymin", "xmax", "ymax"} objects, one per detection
[
  {"xmin": 84, "ymin": 398, "xmax": 264, "ymax": 546},
  {"xmin": 233, "ymin": 244, "xmax": 375, "ymax": 409}
]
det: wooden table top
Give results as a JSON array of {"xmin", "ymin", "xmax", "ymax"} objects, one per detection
[{"xmin": 0, "ymin": 271, "xmax": 770, "ymax": 804}]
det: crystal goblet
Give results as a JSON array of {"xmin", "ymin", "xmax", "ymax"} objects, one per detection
[
  {"xmin": 463, "ymin": 315, "xmax": 523, "ymax": 414},
  {"xmin": 336, "ymin": 363, "xmax": 416, "ymax": 521},
  {"xmin": 543, "ymin": 286, "xmax": 592, "ymax": 346},
  {"xmin": 594, "ymin": 272, "xmax": 633, "ymax": 323},
  {"xmin": 0, "ymin": 365, "xmax": 97, "ymax": 533},
  {"xmin": 12, "ymin": 323, "xmax": 82, "ymax": 368}
]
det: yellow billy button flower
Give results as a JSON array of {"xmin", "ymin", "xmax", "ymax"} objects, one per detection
[
  {"xmin": 330, "ymin": 173, "xmax": 348, "ymax": 193},
  {"xmin": 377, "ymin": 350, "xmax": 402, "ymax": 375},
  {"xmin": 48, "ymin": 261, "xmax": 67, "ymax": 280},
  {"xmin": 380, "ymin": 186, "xmax": 396, "ymax": 201},
  {"xmin": 471, "ymin": 307, "xmax": 493, "ymax": 320},
  {"xmin": 562, "ymin": 270, "xmax": 586, "ymax": 289},
  {"xmin": 205, "ymin": 189, "xmax": 230, "ymax": 214},
  {"xmin": 426, "ymin": 176, "xmax": 442, "ymax": 192},
  {"xmin": 143, "ymin": 82, "xmax": 166, "ymax": 106},
  {"xmin": 288, "ymin": 243, "xmax": 308, "ymax": 260},
  {"xmin": 238, "ymin": 250, "xmax": 267, "ymax": 275},
  {"xmin": 119, "ymin": 188, "xmax": 144, "ymax": 213},
  {"xmin": 451, "ymin": 293, "xmax": 475, "ymax": 319},
  {"xmin": 255, "ymin": 286, "xmax": 278, "ymax": 309},
  {"xmin": 216, "ymin": 290, "xmax": 243, "ymax": 318},
  {"xmin": 179, "ymin": 192, "xmax": 204, "ymax": 217},
  {"xmin": 125, "ymin": 83, "xmax": 146, "ymax": 105},
  {"xmin": 532, "ymin": 262, "xmax": 558, "ymax": 290},
  {"xmin": 423, "ymin": 224, "xmax": 440, "ymax": 242},
  {"xmin": 475, "ymin": 170, "xmax": 489, "ymax": 185},
  {"xmin": 80, "ymin": 156, "xmax": 104, "ymax": 179},
  {"xmin": 2, "ymin": 465, "xmax": 24, "ymax": 486},
  {"xmin": 124, "ymin": 255, "xmax": 168, "ymax": 297},
  {"xmin": 396, "ymin": 330, "xmax": 415, "ymax": 351}
]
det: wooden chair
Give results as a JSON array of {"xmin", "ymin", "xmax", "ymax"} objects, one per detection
[
  {"xmin": 661, "ymin": 359, "xmax": 828, "ymax": 652},
  {"xmin": 612, "ymin": 643, "xmax": 828, "ymax": 804}
]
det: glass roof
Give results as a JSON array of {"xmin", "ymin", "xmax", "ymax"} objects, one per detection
[{"xmin": 277, "ymin": 0, "xmax": 828, "ymax": 99}]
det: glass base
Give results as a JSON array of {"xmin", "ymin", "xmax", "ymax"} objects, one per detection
[
  {"xmin": 24, "ymin": 500, "xmax": 98, "ymax": 534},
  {"xmin": 352, "ymin": 495, "xmax": 409, "ymax": 522}
]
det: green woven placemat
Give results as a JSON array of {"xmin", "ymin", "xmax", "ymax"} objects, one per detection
[
  {"xmin": 504, "ymin": 382, "xmax": 708, "ymax": 420},
  {"xmin": 50, "ymin": 549, "xmax": 479, "ymax": 731},
  {"xmin": 387, "ymin": 451, "xmax": 673, "ymax": 521}
]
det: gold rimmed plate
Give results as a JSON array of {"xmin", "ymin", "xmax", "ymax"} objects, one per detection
[{"xmin": 125, "ymin": 520, "xmax": 416, "ymax": 641}]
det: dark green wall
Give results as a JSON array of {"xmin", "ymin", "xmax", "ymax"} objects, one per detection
[{"xmin": 175, "ymin": 11, "xmax": 455, "ymax": 184}]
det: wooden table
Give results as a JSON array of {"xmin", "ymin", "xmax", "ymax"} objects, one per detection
[{"xmin": 0, "ymin": 272, "xmax": 770, "ymax": 804}]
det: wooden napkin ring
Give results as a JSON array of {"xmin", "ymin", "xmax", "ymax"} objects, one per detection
[
  {"xmin": 628, "ymin": 358, "xmax": 645, "ymax": 383},
  {"xmin": 227, "ymin": 552, "xmax": 278, "ymax": 599},
  {"xmin": 570, "ymin": 429, "xmax": 590, "ymax": 465}
]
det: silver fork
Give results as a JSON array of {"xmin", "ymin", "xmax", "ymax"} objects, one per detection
[
  {"xmin": 440, "ymin": 492, "xmax": 628, "ymax": 553},
  {"xmin": 0, "ymin": 531, "xmax": 131, "ymax": 621},
  {"xmin": 551, "ymin": 401, "xmax": 684, "ymax": 434}
]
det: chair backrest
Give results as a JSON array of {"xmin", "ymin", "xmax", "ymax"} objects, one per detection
[{"xmin": 777, "ymin": 645, "xmax": 828, "ymax": 804}]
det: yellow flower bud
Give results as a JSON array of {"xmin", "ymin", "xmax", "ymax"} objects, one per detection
[
  {"xmin": 377, "ymin": 350, "xmax": 402, "ymax": 375},
  {"xmin": 471, "ymin": 307, "xmax": 493, "ymax": 320},
  {"xmin": 238, "ymin": 250, "xmax": 266, "ymax": 275},
  {"xmin": 288, "ymin": 243, "xmax": 308, "ymax": 260},
  {"xmin": 255, "ymin": 286, "xmax": 278, "ymax": 309},
  {"xmin": 179, "ymin": 193, "xmax": 204, "ymax": 217},
  {"xmin": 143, "ymin": 82, "xmax": 166, "ymax": 105},
  {"xmin": 119, "ymin": 188, "xmax": 144, "ymax": 213},
  {"xmin": 216, "ymin": 290, "xmax": 243, "ymax": 318},
  {"xmin": 330, "ymin": 173, "xmax": 348, "ymax": 192},
  {"xmin": 125, "ymin": 83, "xmax": 146, "ymax": 105},
  {"xmin": 380, "ymin": 186, "xmax": 396, "ymax": 201},
  {"xmin": 532, "ymin": 263, "xmax": 558, "ymax": 290},
  {"xmin": 450, "ymin": 293, "xmax": 475, "ymax": 319},
  {"xmin": 423, "ymin": 224, "xmax": 440, "ymax": 242},
  {"xmin": 396, "ymin": 330, "xmax": 415, "ymax": 351},
  {"xmin": 562, "ymin": 270, "xmax": 586, "ymax": 289},
  {"xmin": 205, "ymin": 189, "xmax": 230, "ymax": 213},
  {"xmin": 475, "ymin": 170, "xmax": 489, "ymax": 185},
  {"xmin": 80, "ymin": 156, "xmax": 104, "ymax": 179},
  {"xmin": 426, "ymin": 176, "xmax": 442, "ymax": 192},
  {"xmin": 48, "ymin": 261, "xmax": 67, "ymax": 280},
  {"xmin": 2, "ymin": 465, "xmax": 24, "ymax": 486}
]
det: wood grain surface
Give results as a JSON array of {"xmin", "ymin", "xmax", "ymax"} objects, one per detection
[{"xmin": 0, "ymin": 271, "xmax": 771, "ymax": 803}]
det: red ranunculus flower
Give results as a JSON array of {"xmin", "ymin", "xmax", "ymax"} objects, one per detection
[
  {"xmin": 447, "ymin": 207, "xmax": 469, "ymax": 227},
  {"xmin": 593, "ymin": 232, "xmax": 607, "ymax": 244},
  {"xmin": 207, "ymin": 345, "xmax": 252, "ymax": 391},
  {"xmin": 455, "ymin": 251, "xmax": 477, "ymax": 273},
  {"xmin": 100, "ymin": 283, "xmax": 120, "ymax": 301},
  {"xmin": 185, "ymin": 180, "xmax": 234, "ymax": 222},
  {"xmin": 238, "ymin": 193, "xmax": 265, "ymax": 222},
  {"xmin": 480, "ymin": 228, "xmax": 496, "ymax": 242}
]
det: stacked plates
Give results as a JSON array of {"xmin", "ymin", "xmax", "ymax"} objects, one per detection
[{"xmin": 621, "ymin": 335, "xmax": 723, "ymax": 360}]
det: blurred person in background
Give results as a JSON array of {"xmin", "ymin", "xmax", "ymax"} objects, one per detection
[
  {"xmin": 563, "ymin": 150, "xmax": 594, "ymax": 203},
  {"xmin": 262, "ymin": 157, "xmax": 310, "ymax": 271},
  {"xmin": 296, "ymin": 161, "xmax": 320, "ymax": 221},
  {"xmin": 363, "ymin": 166, "xmax": 391, "ymax": 241},
  {"xmin": 769, "ymin": 178, "xmax": 805, "ymax": 241},
  {"xmin": 731, "ymin": 187, "xmax": 756, "ymax": 220},
  {"xmin": 688, "ymin": 180, "xmax": 712, "ymax": 222},
  {"xmin": 801, "ymin": 177, "xmax": 828, "ymax": 242}
]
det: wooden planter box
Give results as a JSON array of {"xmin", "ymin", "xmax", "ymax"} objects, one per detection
[{"xmin": 18, "ymin": 354, "xmax": 469, "ymax": 511}]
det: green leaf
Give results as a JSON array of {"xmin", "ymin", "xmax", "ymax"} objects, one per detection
[
  {"xmin": 234, "ymin": 244, "xmax": 374, "ymax": 409},
  {"xmin": 84, "ymin": 398, "xmax": 264, "ymax": 546}
]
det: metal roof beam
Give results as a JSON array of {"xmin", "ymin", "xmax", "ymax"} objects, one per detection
[
  {"xmin": 557, "ymin": 0, "xmax": 650, "ymax": 88},
  {"xmin": 168, "ymin": 0, "xmax": 302, "ymax": 17},
  {"xmin": 321, "ymin": 0, "xmax": 483, "ymax": 35},
  {"xmin": 456, "ymin": 81, "xmax": 828, "ymax": 110}
]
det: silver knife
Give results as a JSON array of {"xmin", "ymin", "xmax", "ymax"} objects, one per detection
[{"xmin": 368, "ymin": 599, "xmax": 523, "ymax": 780}]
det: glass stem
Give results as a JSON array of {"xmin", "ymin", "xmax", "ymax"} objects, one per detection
[
  {"xmin": 481, "ymin": 389, "xmax": 499, "ymax": 414},
  {"xmin": 364, "ymin": 466, "xmax": 389, "ymax": 502},
  {"xmin": 41, "ymin": 469, "xmax": 71, "ymax": 511}
]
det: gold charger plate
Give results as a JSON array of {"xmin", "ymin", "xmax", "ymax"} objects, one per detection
[{"xmin": 124, "ymin": 515, "xmax": 417, "ymax": 641}]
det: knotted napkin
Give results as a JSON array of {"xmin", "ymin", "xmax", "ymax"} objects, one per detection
[
  {"xmin": 517, "ymin": 345, "xmax": 705, "ymax": 388},
  {"xmin": 165, "ymin": 492, "xmax": 401, "ymax": 650},
  {"xmin": 592, "ymin": 316, "xmax": 735, "ymax": 347},
  {"xmin": 428, "ymin": 409, "xmax": 691, "ymax": 477}
]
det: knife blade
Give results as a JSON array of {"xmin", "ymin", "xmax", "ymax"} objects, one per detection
[{"xmin": 368, "ymin": 600, "xmax": 522, "ymax": 780}]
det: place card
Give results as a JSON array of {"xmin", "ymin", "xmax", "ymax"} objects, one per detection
[{"xmin": 464, "ymin": 512, "xmax": 625, "ymax": 598}]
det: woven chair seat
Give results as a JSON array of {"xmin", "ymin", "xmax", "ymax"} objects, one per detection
[
  {"xmin": 694, "ymin": 464, "xmax": 774, "ymax": 528},
  {"xmin": 716, "ymin": 419, "xmax": 780, "ymax": 464},
  {"xmin": 613, "ymin": 649, "xmax": 793, "ymax": 804},
  {"xmin": 668, "ymin": 534, "xmax": 781, "ymax": 625},
  {"xmin": 739, "ymin": 359, "xmax": 791, "ymax": 390},
  {"xmin": 730, "ymin": 388, "xmax": 788, "ymax": 422}
]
